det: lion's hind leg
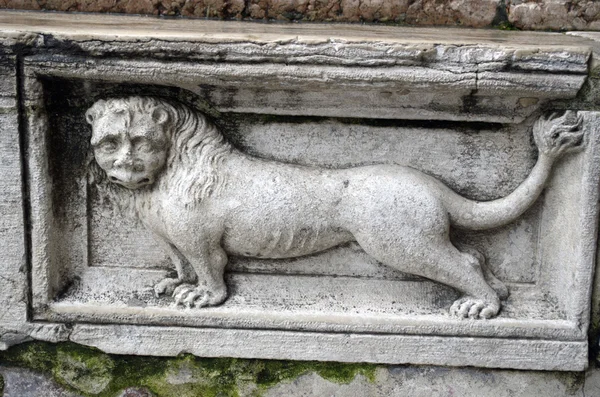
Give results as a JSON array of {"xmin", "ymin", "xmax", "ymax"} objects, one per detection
[
  {"xmin": 453, "ymin": 245, "xmax": 509, "ymax": 301},
  {"xmin": 439, "ymin": 246, "xmax": 502, "ymax": 319},
  {"xmin": 360, "ymin": 235, "xmax": 502, "ymax": 319}
]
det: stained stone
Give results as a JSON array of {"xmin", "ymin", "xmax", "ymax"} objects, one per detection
[
  {"xmin": 0, "ymin": 10, "xmax": 599, "ymax": 372},
  {"xmin": 117, "ymin": 387, "xmax": 156, "ymax": 397},
  {"xmin": 508, "ymin": 0, "xmax": 600, "ymax": 31},
  {"xmin": 0, "ymin": 367, "xmax": 83, "ymax": 397}
]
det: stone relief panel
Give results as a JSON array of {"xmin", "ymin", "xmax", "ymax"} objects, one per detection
[
  {"xmin": 84, "ymin": 96, "xmax": 582, "ymax": 320},
  {"xmin": 19, "ymin": 69, "xmax": 599, "ymax": 371},
  {"xmin": 0, "ymin": 17, "xmax": 596, "ymax": 370}
]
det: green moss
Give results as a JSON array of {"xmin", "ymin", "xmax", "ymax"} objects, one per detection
[
  {"xmin": 0, "ymin": 342, "xmax": 378, "ymax": 397},
  {"xmin": 589, "ymin": 67, "xmax": 600, "ymax": 79},
  {"xmin": 54, "ymin": 345, "xmax": 115, "ymax": 394},
  {"xmin": 252, "ymin": 360, "xmax": 376, "ymax": 389},
  {"xmin": 0, "ymin": 372, "xmax": 4, "ymax": 397},
  {"xmin": 0, "ymin": 341, "xmax": 58, "ymax": 372}
]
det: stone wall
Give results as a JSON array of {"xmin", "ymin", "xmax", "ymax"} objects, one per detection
[
  {"xmin": 3, "ymin": 0, "xmax": 600, "ymax": 30},
  {"xmin": 1, "ymin": 2, "xmax": 600, "ymax": 397}
]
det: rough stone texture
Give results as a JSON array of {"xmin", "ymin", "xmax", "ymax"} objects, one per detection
[
  {"xmin": 1, "ymin": 4, "xmax": 600, "ymax": 397},
  {"xmin": 403, "ymin": 0, "xmax": 500, "ymax": 27},
  {"xmin": 507, "ymin": 0, "xmax": 600, "ymax": 31},
  {"xmin": 0, "ymin": 367, "xmax": 82, "ymax": 397},
  {"xmin": 1, "ymin": 363, "xmax": 599, "ymax": 396},
  {"xmin": 8, "ymin": 0, "xmax": 600, "ymax": 31},
  {"xmin": 245, "ymin": 0, "xmax": 500, "ymax": 26},
  {"xmin": 6, "ymin": 0, "xmax": 600, "ymax": 31},
  {"xmin": 54, "ymin": 348, "xmax": 114, "ymax": 394},
  {"xmin": 0, "ymin": 40, "xmax": 28, "ymax": 350},
  {"xmin": 3, "ymin": 9, "xmax": 600, "ymax": 397},
  {"xmin": 117, "ymin": 387, "xmax": 155, "ymax": 397},
  {"xmin": 0, "ymin": 10, "xmax": 598, "ymax": 371},
  {"xmin": 0, "ymin": 0, "xmax": 501, "ymax": 26},
  {"xmin": 264, "ymin": 368, "xmax": 588, "ymax": 397}
]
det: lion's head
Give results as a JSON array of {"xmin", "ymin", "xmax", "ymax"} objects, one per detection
[
  {"xmin": 86, "ymin": 97, "xmax": 172, "ymax": 189},
  {"xmin": 87, "ymin": 97, "xmax": 232, "ymax": 212}
]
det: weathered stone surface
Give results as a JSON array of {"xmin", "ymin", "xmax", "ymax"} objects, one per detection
[
  {"xmin": 265, "ymin": 368, "xmax": 587, "ymax": 397},
  {"xmin": 181, "ymin": 0, "xmax": 244, "ymax": 19},
  {"xmin": 0, "ymin": 0, "xmax": 501, "ymax": 26},
  {"xmin": 0, "ymin": 46, "xmax": 28, "ymax": 350},
  {"xmin": 2, "ymin": 7, "xmax": 600, "ymax": 397},
  {"xmin": 6, "ymin": 0, "xmax": 600, "ymax": 31},
  {"xmin": 82, "ymin": 97, "xmax": 584, "ymax": 321},
  {"xmin": 584, "ymin": 368, "xmax": 600, "ymax": 396},
  {"xmin": 0, "ymin": 362, "xmax": 596, "ymax": 396},
  {"xmin": 0, "ymin": 10, "xmax": 599, "ymax": 372},
  {"xmin": 117, "ymin": 388, "xmax": 156, "ymax": 397},
  {"xmin": 245, "ymin": 0, "xmax": 500, "ymax": 26},
  {"xmin": 53, "ymin": 347, "xmax": 114, "ymax": 394},
  {"xmin": 0, "ymin": 367, "xmax": 83, "ymax": 397},
  {"xmin": 404, "ymin": 0, "xmax": 500, "ymax": 27},
  {"xmin": 0, "ymin": 12, "xmax": 589, "ymax": 124},
  {"xmin": 508, "ymin": 0, "xmax": 600, "ymax": 31}
]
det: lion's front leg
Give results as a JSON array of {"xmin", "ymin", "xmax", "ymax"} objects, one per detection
[
  {"xmin": 152, "ymin": 234, "xmax": 197, "ymax": 297},
  {"xmin": 172, "ymin": 244, "xmax": 229, "ymax": 308}
]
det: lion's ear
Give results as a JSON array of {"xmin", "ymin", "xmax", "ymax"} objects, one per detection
[
  {"xmin": 151, "ymin": 106, "xmax": 169, "ymax": 125},
  {"xmin": 85, "ymin": 100, "xmax": 107, "ymax": 125}
]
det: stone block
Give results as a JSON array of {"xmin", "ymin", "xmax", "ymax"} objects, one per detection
[{"xmin": 0, "ymin": 10, "xmax": 599, "ymax": 371}]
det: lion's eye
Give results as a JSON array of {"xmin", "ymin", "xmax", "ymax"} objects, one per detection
[
  {"xmin": 133, "ymin": 139, "xmax": 153, "ymax": 153},
  {"xmin": 98, "ymin": 140, "xmax": 118, "ymax": 153}
]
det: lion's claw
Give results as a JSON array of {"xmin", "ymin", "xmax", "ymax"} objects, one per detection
[
  {"xmin": 154, "ymin": 277, "xmax": 186, "ymax": 297},
  {"xmin": 450, "ymin": 297, "xmax": 499, "ymax": 320},
  {"xmin": 173, "ymin": 284, "xmax": 226, "ymax": 308}
]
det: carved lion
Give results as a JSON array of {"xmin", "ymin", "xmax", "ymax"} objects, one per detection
[{"xmin": 86, "ymin": 97, "xmax": 584, "ymax": 319}]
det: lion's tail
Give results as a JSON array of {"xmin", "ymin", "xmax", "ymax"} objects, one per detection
[
  {"xmin": 443, "ymin": 111, "xmax": 584, "ymax": 231},
  {"xmin": 442, "ymin": 154, "xmax": 554, "ymax": 230}
]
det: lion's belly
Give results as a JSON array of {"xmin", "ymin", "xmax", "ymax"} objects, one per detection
[{"xmin": 222, "ymin": 226, "xmax": 353, "ymax": 259}]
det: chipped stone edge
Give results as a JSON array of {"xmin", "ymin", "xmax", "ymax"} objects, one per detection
[
  {"xmin": 68, "ymin": 324, "xmax": 588, "ymax": 371},
  {"xmin": 1, "ymin": 322, "xmax": 588, "ymax": 371}
]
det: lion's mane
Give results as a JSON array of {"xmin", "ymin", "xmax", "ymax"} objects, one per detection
[{"xmin": 88, "ymin": 97, "xmax": 233, "ymax": 217}]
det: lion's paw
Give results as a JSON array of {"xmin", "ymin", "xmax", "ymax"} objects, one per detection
[
  {"xmin": 450, "ymin": 296, "xmax": 500, "ymax": 319},
  {"xmin": 154, "ymin": 277, "xmax": 185, "ymax": 297},
  {"xmin": 173, "ymin": 283, "xmax": 227, "ymax": 308}
]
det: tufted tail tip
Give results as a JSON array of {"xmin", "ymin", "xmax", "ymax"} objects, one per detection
[{"xmin": 534, "ymin": 110, "xmax": 585, "ymax": 158}]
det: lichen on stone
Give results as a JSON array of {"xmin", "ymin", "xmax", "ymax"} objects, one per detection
[
  {"xmin": 53, "ymin": 344, "xmax": 115, "ymax": 394},
  {"xmin": 0, "ymin": 342, "xmax": 377, "ymax": 397}
]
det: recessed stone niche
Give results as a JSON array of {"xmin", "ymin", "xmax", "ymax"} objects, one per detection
[{"xmin": 1, "ymin": 11, "xmax": 600, "ymax": 371}]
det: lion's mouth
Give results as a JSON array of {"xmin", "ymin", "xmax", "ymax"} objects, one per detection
[{"xmin": 108, "ymin": 174, "xmax": 152, "ymax": 189}]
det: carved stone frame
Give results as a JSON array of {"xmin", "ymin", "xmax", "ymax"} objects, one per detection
[{"xmin": 21, "ymin": 50, "xmax": 600, "ymax": 371}]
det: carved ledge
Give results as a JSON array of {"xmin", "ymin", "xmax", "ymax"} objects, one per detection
[
  {"xmin": 2, "ymin": 11, "xmax": 592, "ymax": 123},
  {"xmin": 0, "ymin": 10, "xmax": 599, "ymax": 371}
]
